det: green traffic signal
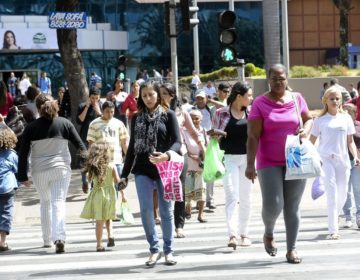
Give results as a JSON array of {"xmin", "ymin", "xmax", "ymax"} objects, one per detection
[
  {"xmin": 221, "ymin": 47, "xmax": 236, "ymax": 63},
  {"xmin": 118, "ymin": 72, "xmax": 125, "ymax": 80}
]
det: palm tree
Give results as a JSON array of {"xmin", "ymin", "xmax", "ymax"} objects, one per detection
[
  {"xmin": 262, "ymin": 0, "xmax": 281, "ymax": 73},
  {"xmin": 332, "ymin": 0, "xmax": 352, "ymax": 67}
]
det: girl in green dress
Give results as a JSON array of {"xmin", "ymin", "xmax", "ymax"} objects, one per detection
[{"xmin": 80, "ymin": 141, "xmax": 119, "ymax": 252}]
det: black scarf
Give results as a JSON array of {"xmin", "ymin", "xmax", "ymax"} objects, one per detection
[{"xmin": 134, "ymin": 106, "xmax": 165, "ymax": 154}]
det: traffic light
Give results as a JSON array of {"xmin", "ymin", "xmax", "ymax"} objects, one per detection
[
  {"xmin": 180, "ymin": 0, "xmax": 199, "ymax": 32},
  {"xmin": 117, "ymin": 55, "xmax": 126, "ymax": 80},
  {"xmin": 218, "ymin": 10, "xmax": 237, "ymax": 64}
]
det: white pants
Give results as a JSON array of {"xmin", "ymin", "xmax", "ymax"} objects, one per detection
[
  {"xmin": 223, "ymin": 154, "xmax": 252, "ymax": 237},
  {"xmin": 32, "ymin": 167, "xmax": 72, "ymax": 244},
  {"xmin": 322, "ymin": 157, "xmax": 350, "ymax": 234}
]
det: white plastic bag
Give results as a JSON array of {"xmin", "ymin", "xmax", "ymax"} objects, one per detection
[
  {"xmin": 311, "ymin": 176, "xmax": 325, "ymax": 200},
  {"xmin": 285, "ymin": 135, "xmax": 322, "ymax": 180}
]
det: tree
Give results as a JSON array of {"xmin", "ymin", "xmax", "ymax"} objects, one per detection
[
  {"xmin": 56, "ymin": 0, "xmax": 88, "ymax": 124},
  {"xmin": 262, "ymin": 0, "xmax": 281, "ymax": 73},
  {"xmin": 332, "ymin": 0, "xmax": 352, "ymax": 67}
]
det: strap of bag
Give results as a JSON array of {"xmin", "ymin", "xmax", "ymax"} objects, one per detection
[{"xmin": 291, "ymin": 92, "xmax": 303, "ymax": 129}]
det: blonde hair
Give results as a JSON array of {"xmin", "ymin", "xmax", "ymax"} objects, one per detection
[
  {"xmin": 83, "ymin": 141, "xmax": 111, "ymax": 184},
  {"xmin": 319, "ymin": 86, "xmax": 345, "ymax": 117}
]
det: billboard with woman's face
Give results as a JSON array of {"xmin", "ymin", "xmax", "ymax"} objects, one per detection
[{"xmin": 1, "ymin": 28, "xmax": 128, "ymax": 51}]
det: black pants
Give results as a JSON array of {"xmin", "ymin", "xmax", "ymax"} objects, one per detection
[{"xmin": 174, "ymin": 156, "xmax": 188, "ymax": 229}]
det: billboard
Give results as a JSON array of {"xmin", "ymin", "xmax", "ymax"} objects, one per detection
[{"xmin": 0, "ymin": 28, "xmax": 128, "ymax": 51}]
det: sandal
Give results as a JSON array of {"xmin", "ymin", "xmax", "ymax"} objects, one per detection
[
  {"xmin": 96, "ymin": 246, "xmax": 105, "ymax": 252},
  {"xmin": 0, "ymin": 244, "xmax": 10, "ymax": 252},
  {"xmin": 175, "ymin": 228, "xmax": 185, "ymax": 238},
  {"xmin": 197, "ymin": 217, "xmax": 207, "ymax": 223},
  {"xmin": 326, "ymin": 233, "xmax": 340, "ymax": 240},
  {"xmin": 107, "ymin": 237, "xmax": 115, "ymax": 247},
  {"xmin": 263, "ymin": 234, "xmax": 277, "ymax": 256},
  {"xmin": 239, "ymin": 236, "xmax": 252, "ymax": 247},
  {"xmin": 145, "ymin": 252, "xmax": 162, "ymax": 267},
  {"xmin": 165, "ymin": 253, "xmax": 177, "ymax": 266},
  {"xmin": 286, "ymin": 250, "xmax": 302, "ymax": 264}
]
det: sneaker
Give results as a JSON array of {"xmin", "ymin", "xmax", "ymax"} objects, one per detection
[
  {"xmin": 55, "ymin": 240, "xmax": 65, "ymax": 254},
  {"xmin": 343, "ymin": 220, "xmax": 353, "ymax": 228}
]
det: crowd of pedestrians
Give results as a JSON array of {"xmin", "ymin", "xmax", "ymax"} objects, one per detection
[{"xmin": 0, "ymin": 64, "xmax": 360, "ymax": 269}]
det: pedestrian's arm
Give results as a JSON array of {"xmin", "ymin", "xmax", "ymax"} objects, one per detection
[
  {"xmin": 300, "ymin": 112, "xmax": 313, "ymax": 139},
  {"xmin": 348, "ymin": 135, "xmax": 360, "ymax": 165},
  {"xmin": 208, "ymin": 98, "xmax": 226, "ymax": 109},
  {"xmin": 77, "ymin": 104, "xmax": 89, "ymax": 123},
  {"xmin": 121, "ymin": 116, "xmax": 137, "ymax": 179},
  {"xmin": 245, "ymin": 119, "xmax": 262, "ymax": 182},
  {"xmin": 309, "ymin": 135, "xmax": 317, "ymax": 145},
  {"xmin": 68, "ymin": 122, "xmax": 87, "ymax": 152},
  {"xmin": 18, "ymin": 127, "xmax": 31, "ymax": 182}
]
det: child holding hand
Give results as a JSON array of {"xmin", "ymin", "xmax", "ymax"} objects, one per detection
[{"xmin": 80, "ymin": 141, "xmax": 120, "ymax": 252}]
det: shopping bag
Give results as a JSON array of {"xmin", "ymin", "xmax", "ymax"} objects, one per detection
[
  {"xmin": 311, "ymin": 176, "xmax": 325, "ymax": 200},
  {"xmin": 155, "ymin": 151, "xmax": 184, "ymax": 202},
  {"xmin": 285, "ymin": 135, "xmax": 322, "ymax": 180},
  {"xmin": 118, "ymin": 201, "xmax": 134, "ymax": 225},
  {"xmin": 203, "ymin": 138, "xmax": 225, "ymax": 183}
]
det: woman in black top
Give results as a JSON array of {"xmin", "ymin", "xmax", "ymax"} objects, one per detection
[
  {"xmin": 18, "ymin": 94, "xmax": 86, "ymax": 254},
  {"xmin": 211, "ymin": 82, "xmax": 254, "ymax": 250},
  {"xmin": 121, "ymin": 81, "xmax": 181, "ymax": 267}
]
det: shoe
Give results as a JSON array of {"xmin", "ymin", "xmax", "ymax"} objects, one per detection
[
  {"xmin": 43, "ymin": 244, "xmax": 52, "ymax": 248},
  {"xmin": 145, "ymin": 252, "xmax": 162, "ymax": 267},
  {"xmin": 343, "ymin": 220, "xmax": 353, "ymax": 228},
  {"xmin": 55, "ymin": 240, "xmax": 65, "ymax": 254},
  {"xmin": 286, "ymin": 250, "xmax": 302, "ymax": 264},
  {"xmin": 208, "ymin": 204, "xmax": 216, "ymax": 210},
  {"xmin": 326, "ymin": 233, "xmax": 340, "ymax": 240},
  {"xmin": 96, "ymin": 246, "xmax": 105, "ymax": 252},
  {"xmin": 239, "ymin": 236, "xmax": 252, "ymax": 247},
  {"xmin": 0, "ymin": 244, "xmax": 10, "ymax": 252},
  {"xmin": 263, "ymin": 234, "xmax": 277, "ymax": 256},
  {"xmin": 82, "ymin": 183, "xmax": 89, "ymax": 194},
  {"xmin": 197, "ymin": 217, "xmax": 207, "ymax": 223},
  {"xmin": 175, "ymin": 228, "xmax": 185, "ymax": 238},
  {"xmin": 356, "ymin": 218, "xmax": 360, "ymax": 229},
  {"xmin": 227, "ymin": 236, "xmax": 237, "ymax": 250},
  {"xmin": 107, "ymin": 237, "xmax": 115, "ymax": 247},
  {"xmin": 165, "ymin": 253, "xmax": 177, "ymax": 265},
  {"xmin": 155, "ymin": 218, "xmax": 161, "ymax": 225},
  {"xmin": 185, "ymin": 212, "xmax": 191, "ymax": 220}
]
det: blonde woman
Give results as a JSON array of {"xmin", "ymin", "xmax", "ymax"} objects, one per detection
[{"xmin": 310, "ymin": 86, "xmax": 360, "ymax": 240}]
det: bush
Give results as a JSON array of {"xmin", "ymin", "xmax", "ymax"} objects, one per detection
[
  {"xmin": 290, "ymin": 66, "xmax": 321, "ymax": 78},
  {"xmin": 245, "ymin": 63, "xmax": 256, "ymax": 77},
  {"xmin": 254, "ymin": 66, "xmax": 266, "ymax": 76},
  {"xmin": 316, "ymin": 65, "xmax": 331, "ymax": 73},
  {"xmin": 327, "ymin": 65, "xmax": 349, "ymax": 76}
]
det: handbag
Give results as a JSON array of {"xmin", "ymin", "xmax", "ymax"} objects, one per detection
[
  {"xmin": 117, "ymin": 201, "xmax": 134, "ymax": 225},
  {"xmin": 285, "ymin": 93, "xmax": 322, "ymax": 180}
]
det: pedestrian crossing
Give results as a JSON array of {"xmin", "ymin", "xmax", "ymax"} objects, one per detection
[{"xmin": 1, "ymin": 206, "xmax": 360, "ymax": 280}]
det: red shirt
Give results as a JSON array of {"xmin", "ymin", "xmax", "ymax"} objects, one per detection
[
  {"xmin": 121, "ymin": 94, "xmax": 137, "ymax": 119},
  {"xmin": 0, "ymin": 92, "xmax": 14, "ymax": 117}
]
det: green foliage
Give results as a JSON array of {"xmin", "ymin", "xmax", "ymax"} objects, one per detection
[
  {"xmin": 179, "ymin": 67, "xmax": 238, "ymax": 84},
  {"xmin": 290, "ymin": 66, "xmax": 322, "ymax": 78},
  {"xmin": 245, "ymin": 63, "xmax": 256, "ymax": 77},
  {"xmin": 254, "ymin": 67, "xmax": 266, "ymax": 76},
  {"xmin": 316, "ymin": 65, "xmax": 331, "ymax": 73},
  {"xmin": 327, "ymin": 65, "xmax": 349, "ymax": 76}
]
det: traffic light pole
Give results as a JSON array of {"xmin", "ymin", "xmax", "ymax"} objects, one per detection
[
  {"xmin": 229, "ymin": 0, "xmax": 234, "ymax": 11},
  {"xmin": 192, "ymin": 0, "xmax": 200, "ymax": 75},
  {"xmin": 169, "ymin": 0, "xmax": 179, "ymax": 96}
]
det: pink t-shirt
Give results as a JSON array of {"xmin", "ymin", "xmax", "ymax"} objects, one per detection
[{"xmin": 248, "ymin": 93, "xmax": 309, "ymax": 170}]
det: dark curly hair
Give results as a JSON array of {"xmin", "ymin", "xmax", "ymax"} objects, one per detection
[
  {"xmin": 83, "ymin": 141, "xmax": 111, "ymax": 185},
  {"xmin": 0, "ymin": 124, "xmax": 17, "ymax": 149}
]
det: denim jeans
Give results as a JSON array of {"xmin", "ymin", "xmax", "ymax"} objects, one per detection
[
  {"xmin": 135, "ymin": 175, "xmax": 174, "ymax": 255},
  {"xmin": 343, "ymin": 162, "xmax": 360, "ymax": 220}
]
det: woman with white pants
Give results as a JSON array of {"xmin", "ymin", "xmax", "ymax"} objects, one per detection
[
  {"xmin": 18, "ymin": 94, "xmax": 86, "ymax": 253},
  {"xmin": 211, "ymin": 82, "xmax": 253, "ymax": 249},
  {"xmin": 310, "ymin": 86, "xmax": 360, "ymax": 239}
]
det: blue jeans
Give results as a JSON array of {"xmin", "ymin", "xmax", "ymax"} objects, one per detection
[
  {"xmin": 135, "ymin": 175, "xmax": 174, "ymax": 255},
  {"xmin": 0, "ymin": 190, "xmax": 15, "ymax": 235},
  {"xmin": 343, "ymin": 162, "xmax": 360, "ymax": 220}
]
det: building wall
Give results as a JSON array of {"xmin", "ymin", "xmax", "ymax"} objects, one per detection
[{"xmin": 288, "ymin": 0, "xmax": 360, "ymax": 66}]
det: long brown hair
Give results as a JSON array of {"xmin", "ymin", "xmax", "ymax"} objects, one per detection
[
  {"xmin": 0, "ymin": 81, "xmax": 8, "ymax": 107},
  {"xmin": 83, "ymin": 141, "xmax": 111, "ymax": 184},
  {"xmin": 35, "ymin": 94, "xmax": 59, "ymax": 120},
  {"xmin": 137, "ymin": 81, "xmax": 163, "ymax": 112}
]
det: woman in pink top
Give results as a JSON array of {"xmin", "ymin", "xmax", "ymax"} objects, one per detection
[
  {"xmin": 121, "ymin": 81, "xmax": 139, "ymax": 129},
  {"xmin": 245, "ymin": 64, "xmax": 313, "ymax": 264},
  {"xmin": 0, "ymin": 81, "xmax": 13, "ymax": 117}
]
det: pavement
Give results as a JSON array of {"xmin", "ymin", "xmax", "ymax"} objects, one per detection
[{"xmin": 13, "ymin": 169, "xmax": 327, "ymax": 226}]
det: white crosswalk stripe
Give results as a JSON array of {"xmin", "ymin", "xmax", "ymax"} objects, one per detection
[{"xmin": 1, "ymin": 208, "xmax": 360, "ymax": 279}]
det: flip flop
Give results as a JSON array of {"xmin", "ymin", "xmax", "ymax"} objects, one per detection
[{"xmin": 286, "ymin": 250, "xmax": 302, "ymax": 264}]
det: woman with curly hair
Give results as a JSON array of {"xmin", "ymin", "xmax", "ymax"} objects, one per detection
[
  {"xmin": 18, "ymin": 94, "xmax": 86, "ymax": 254},
  {"xmin": 80, "ymin": 141, "xmax": 119, "ymax": 252}
]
